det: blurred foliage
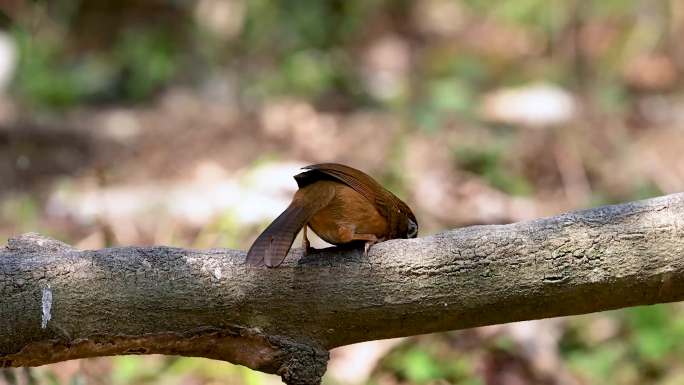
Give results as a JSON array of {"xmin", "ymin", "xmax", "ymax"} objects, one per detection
[
  {"xmin": 558, "ymin": 305, "xmax": 684, "ymax": 385},
  {"xmin": 381, "ymin": 345, "xmax": 481, "ymax": 384},
  {"xmin": 110, "ymin": 356, "xmax": 273, "ymax": 385},
  {"xmin": 453, "ymin": 143, "xmax": 533, "ymax": 196},
  {"xmin": 5, "ymin": 0, "xmax": 674, "ymax": 115},
  {"xmin": 13, "ymin": 29, "xmax": 93, "ymax": 107},
  {"xmin": 13, "ymin": 25, "xmax": 179, "ymax": 105},
  {"xmin": 113, "ymin": 29, "xmax": 179, "ymax": 101}
]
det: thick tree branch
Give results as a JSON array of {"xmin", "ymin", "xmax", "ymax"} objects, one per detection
[{"xmin": 2, "ymin": 193, "xmax": 684, "ymax": 384}]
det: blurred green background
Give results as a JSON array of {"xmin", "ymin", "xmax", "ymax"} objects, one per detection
[{"xmin": 1, "ymin": 1, "xmax": 684, "ymax": 384}]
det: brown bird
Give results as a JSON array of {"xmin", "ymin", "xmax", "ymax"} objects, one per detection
[{"xmin": 245, "ymin": 163, "xmax": 418, "ymax": 267}]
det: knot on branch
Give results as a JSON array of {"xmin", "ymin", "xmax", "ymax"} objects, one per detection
[
  {"xmin": 269, "ymin": 336, "xmax": 329, "ymax": 385},
  {"xmin": 6, "ymin": 233, "xmax": 75, "ymax": 254}
]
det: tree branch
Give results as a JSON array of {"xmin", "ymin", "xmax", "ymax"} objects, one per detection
[{"xmin": 2, "ymin": 193, "xmax": 684, "ymax": 384}]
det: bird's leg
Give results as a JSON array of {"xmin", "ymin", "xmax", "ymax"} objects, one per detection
[
  {"xmin": 351, "ymin": 233, "xmax": 379, "ymax": 257},
  {"xmin": 302, "ymin": 225, "xmax": 312, "ymax": 256}
]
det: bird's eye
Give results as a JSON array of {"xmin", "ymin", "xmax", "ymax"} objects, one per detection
[{"xmin": 407, "ymin": 219, "xmax": 418, "ymax": 238}]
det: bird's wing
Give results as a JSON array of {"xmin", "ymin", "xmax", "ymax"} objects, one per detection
[{"xmin": 301, "ymin": 163, "xmax": 416, "ymax": 223}]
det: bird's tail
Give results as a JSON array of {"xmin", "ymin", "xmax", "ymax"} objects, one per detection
[
  {"xmin": 245, "ymin": 202, "xmax": 310, "ymax": 267},
  {"xmin": 245, "ymin": 181, "xmax": 336, "ymax": 267}
]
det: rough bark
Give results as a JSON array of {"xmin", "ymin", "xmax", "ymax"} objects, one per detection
[{"xmin": 2, "ymin": 193, "xmax": 684, "ymax": 384}]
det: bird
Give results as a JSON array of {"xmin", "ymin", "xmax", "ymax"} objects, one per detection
[{"xmin": 245, "ymin": 163, "xmax": 418, "ymax": 267}]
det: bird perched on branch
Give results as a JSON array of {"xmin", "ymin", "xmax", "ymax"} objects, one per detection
[{"xmin": 245, "ymin": 163, "xmax": 418, "ymax": 267}]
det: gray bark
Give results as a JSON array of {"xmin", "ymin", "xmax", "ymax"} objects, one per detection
[{"xmin": 2, "ymin": 193, "xmax": 684, "ymax": 384}]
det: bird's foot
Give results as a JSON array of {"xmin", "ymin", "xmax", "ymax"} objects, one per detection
[
  {"xmin": 363, "ymin": 241, "xmax": 379, "ymax": 257},
  {"xmin": 301, "ymin": 237, "xmax": 318, "ymax": 257}
]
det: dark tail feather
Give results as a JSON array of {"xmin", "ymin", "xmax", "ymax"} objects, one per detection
[{"xmin": 245, "ymin": 203, "xmax": 308, "ymax": 267}]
